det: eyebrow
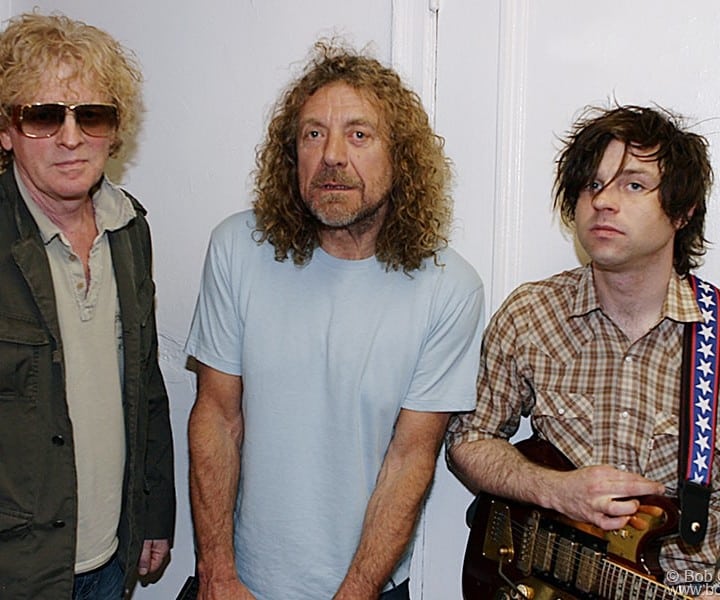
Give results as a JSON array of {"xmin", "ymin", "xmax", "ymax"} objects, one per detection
[
  {"xmin": 299, "ymin": 117, "xmax": 378, "ymax": 129},
  {"xmin": 615, "ymin": 166, "xmax": 660, "ymax": 180},
  {"xmin": 346, "ymin": 118, "xmax": 376, "ymax": 128}
]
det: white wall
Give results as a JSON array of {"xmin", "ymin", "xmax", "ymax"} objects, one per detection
[
  {"xmin": 483, "ymin": 0, "xmax": 720, "ymax": 305},
  {"xmin": 5, "ymin": 1, "xmax": 720, "ymax": 598}
]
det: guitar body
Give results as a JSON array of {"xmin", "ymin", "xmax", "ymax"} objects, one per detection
[{"xmin": 462, "ymin": 438, "xmax": 688, "ymax": 600}]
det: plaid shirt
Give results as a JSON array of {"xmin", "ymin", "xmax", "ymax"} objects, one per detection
[{"xmin": 447, "ymin": 264, "xmax": 720, "ymax": 575}]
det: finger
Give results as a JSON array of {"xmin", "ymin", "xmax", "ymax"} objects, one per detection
[
  {"xmin": 637, "ymin": 504, "xmax": 665, "ymax": 517},
  {"xmin": 149, "ymin": 544, "xmax": 167, "ymax": 572},
  {"xmin": 149, "ymin": 548, "xmax": 161, "ymax": 572},
  {"xmin": 596, "ymin": 513, "xmax": 632, "ymax": 531},
  {"xmin": 155, "ymin": 540, "xmax": 172, "ymax": 573},
  {"xmin": 604, "ymin": 497, "xmax": 640, "ymax": 517},
  {"xmin": 138, "ymin": 540, "xmax": 151, "ymax": 576},
  {"xmin": 614, "ymin": 477, "xmax": 665, "ymax": 497},
  {"xmin": 627, "ymin": 514, "xmax": 650, "ymax": 530}
]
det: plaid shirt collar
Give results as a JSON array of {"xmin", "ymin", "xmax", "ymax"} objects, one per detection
[{"xmin": 570, "ymin": 262, "xmax": 703, "ymax": 324}]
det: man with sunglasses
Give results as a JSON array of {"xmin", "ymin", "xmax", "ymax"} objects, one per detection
[
  {"xmin": 186, "ymin": 43, "xmax": 483, "ymax": 600},
  {"xmin": 0, "ymin": 13, "xmax": 175, "ymax": 600}
]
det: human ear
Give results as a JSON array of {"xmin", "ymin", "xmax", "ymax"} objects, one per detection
[
  {"xmin": 674, "ymin": 206, "xmax": 695, "ymax": 230},
  {"xmin": 0, "ymin": 129, "xmax": 13, "ymax": 152}
]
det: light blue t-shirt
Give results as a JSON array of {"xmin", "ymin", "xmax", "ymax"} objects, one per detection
[{"xmin": 186, "ymin": 210, "xmax": 484, "ymax": 599}]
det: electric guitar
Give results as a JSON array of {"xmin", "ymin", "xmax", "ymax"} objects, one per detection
[{"xmin": 462, "ymin": 437, "xmax": 692, "ymax": 599}]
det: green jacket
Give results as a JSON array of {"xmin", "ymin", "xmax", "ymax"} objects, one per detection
[{"xmin": 0, "ymin": 169, "xmax": 176, "ymax": 599}]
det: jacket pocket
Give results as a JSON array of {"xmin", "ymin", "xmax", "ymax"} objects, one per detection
[
  {"xmin": 0, "ymin": 314, "xmax": 48, "ymax": 398},
  {"xmin": 0, "ymin": 315, "xmax": 47, "ymax": 514}
]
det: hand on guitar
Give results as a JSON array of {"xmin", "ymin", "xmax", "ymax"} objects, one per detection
[{"xmin": 551, "ymin": 464, "xmax": 665, "ymax": 531}]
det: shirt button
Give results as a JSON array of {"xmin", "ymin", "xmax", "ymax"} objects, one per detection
[
  {"xmin": 68, "ymin": 255, "xmax": 77, "ymax": 261},
  {"xmin": 618, "ymin": 464, "xmax": 627, "ymax": 471},
  {"xmin": 624, "ymin": 356, "xmax": 633, "ymax": 363},
  {"xmin": 558, "ymin": 408, "xmax": 566, "ymax": 416},
  {"xmin": 52, "ymin": 520, "xmax": 66, "ymax": 528},
  {"xmin": 620, "ymin": 410, "xmax": 629, "ymax": 419},
  {"xmin": 51, "ymin": 435, "xmax": 65, "ymax": 446}
]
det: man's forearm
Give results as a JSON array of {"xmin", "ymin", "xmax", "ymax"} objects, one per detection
[
  {"xmin": 448, "ymin": 437, "xmax": 544, "ymax": 499},
  {"xmin": 335, "ymin": 410, "xmax": 449, "ymax": 599},
  {"xmin": 449, "ymin": 437, "xmax": 666, "ymax": 530},
  {"xmin": 188, "ymin": 399, "xmax": 242, "ymax": 580},
  {"xmin": 336, "ymin": 460, "xmax": 432, "ymax": 597}
]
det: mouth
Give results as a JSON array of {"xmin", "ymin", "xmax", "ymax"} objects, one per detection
[
  {"xmin": 55, "ymin": 159, "xmax": 87, "ymax": 168},
  {"xmin": 317, "ymin": 182, "xmax": 354, "ymax": 191},
  {"xmin": 590, "ymin": 223, "xmax": 622, "ymax": 234}
]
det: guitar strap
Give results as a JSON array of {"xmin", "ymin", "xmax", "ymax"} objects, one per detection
[{"xmin": 679, "ymin": 274, "xmax": 719, "ymax": 546}]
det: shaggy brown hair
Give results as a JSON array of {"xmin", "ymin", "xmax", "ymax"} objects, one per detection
[
  {"xmin": 0, "ymin": 12, "xmax": 142, "ymax": 171},
  {"xmin": 253, "ymin": 42, "xmax": 453, "ymax": 273},
  {"xmin": 554, "ymin": 105, "xmax": 712, "ymax": 276}
]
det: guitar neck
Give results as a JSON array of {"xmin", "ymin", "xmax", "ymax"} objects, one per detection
[{"xmin": 599, "ymin": 554, "xmax": 690, "ymax": 599}]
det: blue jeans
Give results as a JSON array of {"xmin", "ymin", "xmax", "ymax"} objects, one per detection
[{"xmin": 73, "ymin": 555, "xmax": 125, "ymax": 600}]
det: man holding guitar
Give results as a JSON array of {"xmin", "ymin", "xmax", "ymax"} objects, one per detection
[{"xmin": 447, "ymin": 105, "xmax": 719, "ymax": 599}]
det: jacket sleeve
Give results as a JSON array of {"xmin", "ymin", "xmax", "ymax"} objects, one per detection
[
  {"xmin": 142, "ymin": 323, "xmax": 176, "ymax": 542},
  {"xmin": 138, "ymin": 212, "xmax": 176, "ymax": 542},
  {"xmin": 118, "ymin": 198, "xmax": 176, "ymax": 544}
]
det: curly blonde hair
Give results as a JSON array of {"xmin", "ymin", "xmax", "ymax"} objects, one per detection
[
  {"xmin": 0, "ymin": 12, "xmax": 142, "ymax": 171},
  {"xmin": 253, "ymin": 42, "xmax": 452, "ymax": 273}
]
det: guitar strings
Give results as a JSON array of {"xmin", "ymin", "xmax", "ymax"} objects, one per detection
[{"xmin": 496, "ymin": 517, "xmax": 690, "ymax": 599}]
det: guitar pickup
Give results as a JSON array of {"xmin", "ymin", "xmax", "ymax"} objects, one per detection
[{"xmin": 533, "ymin": 516, "xmax": 608, "ymax": 595}]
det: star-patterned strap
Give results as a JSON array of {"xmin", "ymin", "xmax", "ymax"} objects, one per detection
[{"xmin": 678, "ymin": 274, "xmax": 718, "ymax": 545}]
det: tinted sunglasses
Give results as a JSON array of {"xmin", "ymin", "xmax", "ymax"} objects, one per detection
[{"xmin": 11, "ymin": 103, "xmax": 118, "ymax": 138}]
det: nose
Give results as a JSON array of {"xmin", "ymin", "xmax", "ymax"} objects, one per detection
[
  {"xmin": 590, "ymin": 182, "xmax": 618, "ymax": 211},
  {"xmin": 56, "ymin": 111, "xmax": 83, "ymax": 147},
  {"xmin": 322, "ymin": 131, "xmax": 347, "ymax": 167}
]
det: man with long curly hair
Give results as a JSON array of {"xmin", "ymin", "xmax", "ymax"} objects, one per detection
[
  {"xmin": 186, "ymin": 42, "xmax": 484, "ymax": 599},
  {"xmin": 0, "ymin": 11, "xmax": 175, "ymax": 600},
  {"xmin": 448, "ymin": 105, "xmax": 720, "ymax": 599}
]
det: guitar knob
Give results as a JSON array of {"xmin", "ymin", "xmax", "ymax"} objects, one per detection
[
  {"xmin": 493, "ymin": 586, "xmax": 535, "ymax": 600},
  {"xmin": 516, "ymin": 584, "xmax": 535, "ymax": 599}
]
